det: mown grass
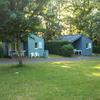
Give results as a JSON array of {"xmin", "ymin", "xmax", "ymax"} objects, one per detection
[
  {"xmin": 0, "ymin": 60, "xmax": 100, "ymax": 100},
  {"xmin": 49, "ymin": 54, "xmax": 65, "ymax": 58}
]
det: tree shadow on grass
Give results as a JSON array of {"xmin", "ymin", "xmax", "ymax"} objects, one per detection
[
  {"xmin": 0, "ymin": 61, "xmax": 100, "ymax": 100},
  {"xmin": 0, "ymin": 64, "xmax": 29, "ymax": 75}
]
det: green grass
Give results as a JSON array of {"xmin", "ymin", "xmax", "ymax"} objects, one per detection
[
  {"xmin": 49, "ymin": 54, "xmax": 65, "ymax": 58},
  {"xmin": 0, "ymin": 60, "xmax": 100, "ymax": 100}
]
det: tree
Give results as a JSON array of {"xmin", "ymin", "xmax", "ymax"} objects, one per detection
[
  {"xmin": 40, "ymin": 0, "xmax": 64, "ymax": 41},
  {"xmin": 70, "ymin": 0, "xmax": 100, "ymax": 44},
  {"xmin": 0, "ymin": 0, "xmax": 50, "ymax": 65}
]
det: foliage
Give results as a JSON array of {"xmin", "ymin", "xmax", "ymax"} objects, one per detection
[
  {"xmin": 60, "ymin": 44, "xmax": 74, "ymax": 57},
  {"xmin": 43, "ymin": 0, "xmax": 100, "ymax": 45},
  {"xmin": 0, "ymin": 0, "xmax": 50, "ymax": 64},
  {"xmin": 0, "ymin": 0, "xmax": 100, "ymax": 60},
  {"xmin": 45, "ymin": 40, "xmax": 69, "ymax": 54},
  {"xmin": 0, "ymin": 44, "xmax": 4, "ymax": 58},
  {"xmin": 93, "ymin": 46, "xmax": 100, "ymax": 53},
  {"xmin": 70, "ymin": 0, "xmax": 100, "ymax": 44},
  {"xmin": 0, "ymin": 0, "xmax": 49, "ymax": 39},
  {"xmin": 45, "ymin": 41, "xmax": 74, "ymax": 56},
  {"xmin": 42, "ymin": 3, "xmax": 63, "ymax": 41}
]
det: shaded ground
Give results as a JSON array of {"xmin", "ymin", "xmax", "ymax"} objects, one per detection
[{"xmin": 0, "ymin": 56, "xmax": 100, "ymax": 65}]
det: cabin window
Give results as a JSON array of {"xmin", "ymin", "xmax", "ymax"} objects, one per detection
[
  {"xmin": 89, "ymin": 43, "xmax": 92, "ymax": 48},
  {"xmin": 39, "ymin": 42, "xmax": 42, "ymax": 48},
  {"xmin": 86, "ymin": 43, "xmax": 92, "ymax": 49},
  {"xmin": 35, "ymin": 42, "xmax": 38, "ymax": 48}
]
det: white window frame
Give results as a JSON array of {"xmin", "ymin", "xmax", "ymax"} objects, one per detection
[{"xmin": 86, "ymin": 43, "xmax": 92, "ymax": 49}]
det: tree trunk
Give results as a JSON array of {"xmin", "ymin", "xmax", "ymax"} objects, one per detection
[{"xmin": 16, "ymin": 33, "xmax": 23, "ymax": 65}]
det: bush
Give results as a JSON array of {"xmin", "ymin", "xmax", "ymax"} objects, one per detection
[
  {"xmin": 45, "ymin": 41, "xmax": 74, "ymax": 57},
  {"xmin": 45, "ymin": 41, "xmax": 69, "ymax": 55},
  {"xmin": 0, "ymin": 46, "xmax": 4, "ymax": 58},
  {"xmin": 60, "ymin": 44, "xmax": 74, "ymax": 57},
  {"xmin": 93, "ymin": 46, "xmax": 100, "ymax": 53}
]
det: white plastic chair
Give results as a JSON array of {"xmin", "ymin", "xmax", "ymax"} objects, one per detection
[
  {"xmin": 30, "ymin": 52, "xmax": 35, "ymax": 58},
  {"xmin": 35, "ymin": 52, "xmax": 40, "ymax": 57}
]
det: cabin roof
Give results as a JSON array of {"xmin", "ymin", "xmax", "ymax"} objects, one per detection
[{"xmin": 58, "ymin": 34, "xmax": 82, "ymax": 43}]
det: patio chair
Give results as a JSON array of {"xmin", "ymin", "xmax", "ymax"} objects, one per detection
[
  {"xmin": 35, "ymin": 52, "xmax": 40, "ymax": 57},
  {"xmin": 30, "ymin": 52, "xmax": 35, "ymax": 58},
  {"xmin": 74, "ymin": 49, "xmax": 82, "ymax": 55}
]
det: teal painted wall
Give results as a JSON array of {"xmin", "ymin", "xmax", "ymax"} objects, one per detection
[
  {"xmin": 27, "ymin": 34, "xmax": 44, "ymax": 57},
  {"xmin": 1, "ymin": 34, "xmax": 45, "ymax": 57},
  {"xmin": 73, "ymin": 38, "xmax": 82, "ymax": 50},
  {"xmin": 72, "ymin": 36, "xmax": 92, "ymax": 55},
  {"xmin": 81, "ymin": 36, "xmax": 92, "ymax": 56}
]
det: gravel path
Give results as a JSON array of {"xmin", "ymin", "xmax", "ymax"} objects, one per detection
[{"xmin": 0, "ymin": 56, "xmax": 100, "ymax": 65}]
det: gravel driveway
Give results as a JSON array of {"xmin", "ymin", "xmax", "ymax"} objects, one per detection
[{"xmin": 0, "ymin": 56, "xmax": 100, "ymax": 65}]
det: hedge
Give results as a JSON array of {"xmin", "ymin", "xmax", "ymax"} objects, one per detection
[
  {"xmin": 45, "ymin": 41, "xmax": 74, "ymax": 56},
  {"xmin": 93, "ymin": 46, "xmax": 100, "ymax": 53},
  {"xmin": 0, "ymin": 45, "xmax": 4, "ymax": 58}
]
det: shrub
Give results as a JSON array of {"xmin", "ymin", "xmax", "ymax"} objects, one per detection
[
  {"xmin": 93, "ymin": 46, "xmax": 100, "ymax": 53},
  {"xmin": 45, "ymin": 41, "xmax": 74, "ymax": 57},
  {"xmin": 0, "ymin": 45, "xmax": 4, "ymax": 58},
  {"xmin": 45, "ymin": 41, "xmax": 69, "ymax": 55},
  {"xmin": 60, "ymin": 44, "xmax": 74, "ymax": 57}
]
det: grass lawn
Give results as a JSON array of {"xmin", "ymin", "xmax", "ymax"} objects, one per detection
[
  {"xmin": 0, "ymin": 60, "xmax": 100, "ymax": 100},
  {"xmin": 49, "ymin": 54, "xmax": 65, "ymax": 58}
]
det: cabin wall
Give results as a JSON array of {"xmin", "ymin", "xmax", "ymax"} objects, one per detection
[
  {"xmin": 81, "ymin": 37, "xmax": 92, "ymax": 55},
  {"xmin": 72, "ymin": 36, "xmax": 92, "ymax": 56},
  {"xmin": 23, "ymin": 41, "xmax": 28, "ymax": 56},
  {"xmin": 72, "ymin": 38, "xmax": 82, "ymax": 50},
  {"xmin": 1, "ymin": 34, "xmax": 45, "ymax": 57},
  {"xmin": 1, "ymin": 42, "xmax": 10, "ymax": 56},
  {"xmin": 27, "ymin": 34, "xmax": 44, "ymax": 57}
]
